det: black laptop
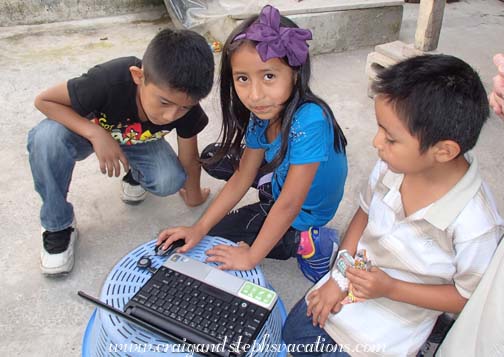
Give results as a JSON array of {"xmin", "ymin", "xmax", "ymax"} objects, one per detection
[{"xmin": 79, "ymin": 253, "xmax": 278, "ymax": 356}]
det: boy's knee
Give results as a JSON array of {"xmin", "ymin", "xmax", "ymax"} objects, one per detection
[
  {"xmin": 28, "ymin": 120, "xmax": 69, "ymax": 156},
  {"xmin": 146, "ymin": 169, "xmax": 187, "ymax": 197}
]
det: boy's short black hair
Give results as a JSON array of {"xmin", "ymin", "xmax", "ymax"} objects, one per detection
[
  {"xmin": 142, "ymin": 28, "xmax": 214, "ymax": 101},
  {"xmin": 372, "ymin": 54, "xmax": 489, "ymax": 154}
]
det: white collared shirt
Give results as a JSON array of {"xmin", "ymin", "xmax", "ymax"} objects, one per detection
[{"xmin": 309, "ymin": 152, "xmax": 503, "ymax": 356}]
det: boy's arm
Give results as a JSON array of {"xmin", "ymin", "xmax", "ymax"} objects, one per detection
[
  {"xmin": 35, "ymin": 82, "xmax": 101, "ymax": 139},
  {"xmin": 347, "ymin": 268, "xmax": 467, "ymax": 313},
  {"xmin": 176, "ymin": 135, "xmax": 210, "ymax": 206},
  {"xmin": 347, "ymin": 225, "xmax": 501, "ymax": 315},
  {"xmin": 34, "ymin": 82, "xmax": 128, "ymax": 176},
  {"xmin": 307, "ymin": 207, "xmax": 369, "ymax": 327},
  {"xmin": 388, "ymin": 280, "xmax": 467, "ymax": 313},
  {"xmin": 338, "ymin": 206, "xmax": 368, "ymax": 255}
]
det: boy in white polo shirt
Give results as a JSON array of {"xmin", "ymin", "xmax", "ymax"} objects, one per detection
[{"xmin": 282, "ymin": 54, "xmax": 504, "ymax": 356}]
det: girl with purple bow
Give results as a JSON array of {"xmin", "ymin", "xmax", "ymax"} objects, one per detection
[{"xmin": 157, "ymin": 5, "xmax": 347, "ymax": 278}]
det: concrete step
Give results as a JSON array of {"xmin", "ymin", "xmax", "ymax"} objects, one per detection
[
  {"xmin": 3, "ymin": 0, "xmax": 403, "ymax": 57},
  {"xmin": 176, "ymin": 0, "xmax": 404, "ymax": 55},
  {"xmin": 1, "ymin": 0, "xmax": 165, "ymax": 27}
]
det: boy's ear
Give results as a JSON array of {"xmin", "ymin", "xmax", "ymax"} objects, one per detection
[
  {"xmin": 129, "ymin": 66, "xmax": 144, "ymax": 85},
  {"xmin": 433, "ymin": 140, "xmax": 461, "ymax": 163}
]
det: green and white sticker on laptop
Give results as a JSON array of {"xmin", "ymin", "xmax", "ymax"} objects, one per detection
[{"xmin": 238, "ymin": 282, "xmax": 277, "ymax": 309}]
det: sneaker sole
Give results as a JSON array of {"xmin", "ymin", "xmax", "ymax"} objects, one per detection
[
  {"xmin": 121, "ymin": 190, "xmax": 147, "ymax": 205},
  {"xmin": 40, "ymin": 255, "xmax": 74, "ymax": 276},
  {"xmin": 41, "ymin": 228, "xmax": 78, "ymax": 275},
  {"xmin": 121, "ymin": 195, "xmax": 147, "ymax": 205}
]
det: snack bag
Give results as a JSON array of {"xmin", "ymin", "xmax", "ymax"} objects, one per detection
[{"xmin": 341, "ymin": 249, "xmax": 372, "ymax": 304}]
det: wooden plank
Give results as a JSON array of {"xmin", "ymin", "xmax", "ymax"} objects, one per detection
[
  {"xmin": 375, "ymin": 40, "xmax": 424, "ymax": 61},
  {"xmin": 415, "ymin": 0, "xmax": 446, "ymax": 51}
]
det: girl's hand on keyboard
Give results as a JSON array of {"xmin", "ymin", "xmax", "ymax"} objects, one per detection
[{"xmin": 205, "ymin": 242, "xmax": 255, "ymax": 271}]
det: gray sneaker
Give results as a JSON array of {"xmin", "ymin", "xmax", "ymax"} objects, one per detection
[
  {"xmin": 40, "ymin": 219, "xmax": 78, "ymax": 275},
  {"xmin": 121, "ymin": 170, "xmax": 147, "ymax": 204}
]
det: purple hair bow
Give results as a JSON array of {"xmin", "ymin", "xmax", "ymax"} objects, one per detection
[{"xmin": 233, "ymin": 5, "xmax": 312, "ymax": 67}]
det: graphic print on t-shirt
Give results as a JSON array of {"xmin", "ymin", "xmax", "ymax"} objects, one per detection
[{"xmin": 90, "ymin": 114, "xmax": 170, "ymax": 145}]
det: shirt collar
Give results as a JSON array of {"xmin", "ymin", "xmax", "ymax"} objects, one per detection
[
  {"xmin": 381, "ymin": 151, "xmax": 482, "ymax": 230},
  {"xmin": 424, "ymin": 151, "xmax": 482, "ymax": 230}
]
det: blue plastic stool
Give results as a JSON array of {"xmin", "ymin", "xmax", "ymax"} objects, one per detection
[{"xmin": 82, "ymin": 236, "xmax": 287, "ymax": 356}]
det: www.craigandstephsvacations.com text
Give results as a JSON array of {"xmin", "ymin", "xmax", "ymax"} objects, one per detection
[{"xmin": 108, "ymin": 335, "xmax": 387, "ymax": 355}]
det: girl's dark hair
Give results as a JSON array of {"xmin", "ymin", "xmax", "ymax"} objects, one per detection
[{"xmin": 208, "ymin": 15, "xmax": 347, "ymax": 173}]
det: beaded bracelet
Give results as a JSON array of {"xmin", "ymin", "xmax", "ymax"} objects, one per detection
[{"xmin": 331, "ymin": 268, "xmax": 349, "ymax": 292}]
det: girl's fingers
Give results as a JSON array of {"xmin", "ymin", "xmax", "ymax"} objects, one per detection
[
  {"xmin": 157, "ymin": 229, "xmax": 173, "ymax": 244},
  {"xmin": 206, "ymin": 254, "xmax": 228, "ymax": 264},
  {"xmin": 178, "ymin": 239, "xmax": 195, "ymax": 253},
  {"xmin": 205, "ymin": 250, "xmax": 228, "ymax": 261},
  {"xmin": 162, "ymin": 232, "xmax": 185, "ymax": 250},
  {"xmin": 206, "ymin": 244, "xmax": 234, "ymax": 255}
]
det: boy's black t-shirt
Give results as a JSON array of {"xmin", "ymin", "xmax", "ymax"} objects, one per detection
[{"xmin": 67, "ymin": 56, "xmax": 208, "ymax": 145}]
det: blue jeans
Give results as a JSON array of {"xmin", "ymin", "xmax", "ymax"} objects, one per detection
[
  {"xmin": 27, "ymin": 119, "xmax": 186, "ymax": 231},
  {"xmin": 282, "ymin": 299, "xmax": 350, "ymax": 357}
]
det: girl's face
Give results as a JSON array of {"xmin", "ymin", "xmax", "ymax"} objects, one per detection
[{"xmin": 231, "ymin": 42, "xmax": 296, "ymax": 121}]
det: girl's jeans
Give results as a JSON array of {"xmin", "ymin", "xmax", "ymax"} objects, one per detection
[{"xmin": 27, "ymin": 119, "xmax": 186, "ymax": 232}]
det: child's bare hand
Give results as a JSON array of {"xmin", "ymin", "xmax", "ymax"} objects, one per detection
[
  {"xmin": 489, "ymin": 53, "xmax": 504, "ymax": 119},
  {"xmin": 179, "ymin": 187, "xmax": 211, "ymax": 207},
  {"xmin": 156, "ymin": 225, "xmax": 205, "ymax": 253},
  {"xmin": 346, "ymin": 266, "xmax": 395, "ymax": 300},
  {"xmin": 89, "ymin": 126, "xmax": 128, "ymax": 177},
  {"xmin": 306, "ymin": 278, "xmax": 346, "ymax": 328},
  {"xmin": 205, "ymin": 242, "xmax": 256, "ymax": 271}
]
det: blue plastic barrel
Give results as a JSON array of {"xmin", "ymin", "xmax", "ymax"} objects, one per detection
[{"xmin": 82, "ymin": 236, "xmax": 287, "ymax": 356}]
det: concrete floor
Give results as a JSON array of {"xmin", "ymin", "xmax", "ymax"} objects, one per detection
[{"xmin": 1, "ymin": 1, "xmax": 503, "ymax": 356}]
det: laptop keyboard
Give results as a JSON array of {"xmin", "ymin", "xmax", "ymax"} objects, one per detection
[{"xmin": 125, "ymin": 266, "xmax": 270, "ymax": 351}]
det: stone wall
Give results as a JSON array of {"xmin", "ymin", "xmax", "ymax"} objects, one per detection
[{"xmin": 1, "ymin": 0, "xmax": 164, "ymax": 26}]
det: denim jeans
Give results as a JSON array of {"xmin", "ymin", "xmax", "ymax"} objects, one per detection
[
  {"xmin": 27, "ymin": 119, "xmax": 186, "ymax": 231},
  {"xmin": 283, "ymin": 299, "xmax": 350, "ymax": 357}
]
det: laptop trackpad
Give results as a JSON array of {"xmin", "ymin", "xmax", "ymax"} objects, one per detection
[
  {"xmin": 205, "ymin": 269, "xmax": 242, "ymax": 294},
  {"xmin": 164, "ymin": 254, "xmax": 243, "ymax": 294}
]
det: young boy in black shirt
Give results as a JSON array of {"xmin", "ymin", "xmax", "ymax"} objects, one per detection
[{"xmin": 27, "ymin": 29, "xmax": 214, "ymax": 275}]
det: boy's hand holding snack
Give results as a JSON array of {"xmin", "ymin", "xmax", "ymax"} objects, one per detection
[{"xmin": 346, "ymin": 266, "xmax": 395, "ymax": 300}]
